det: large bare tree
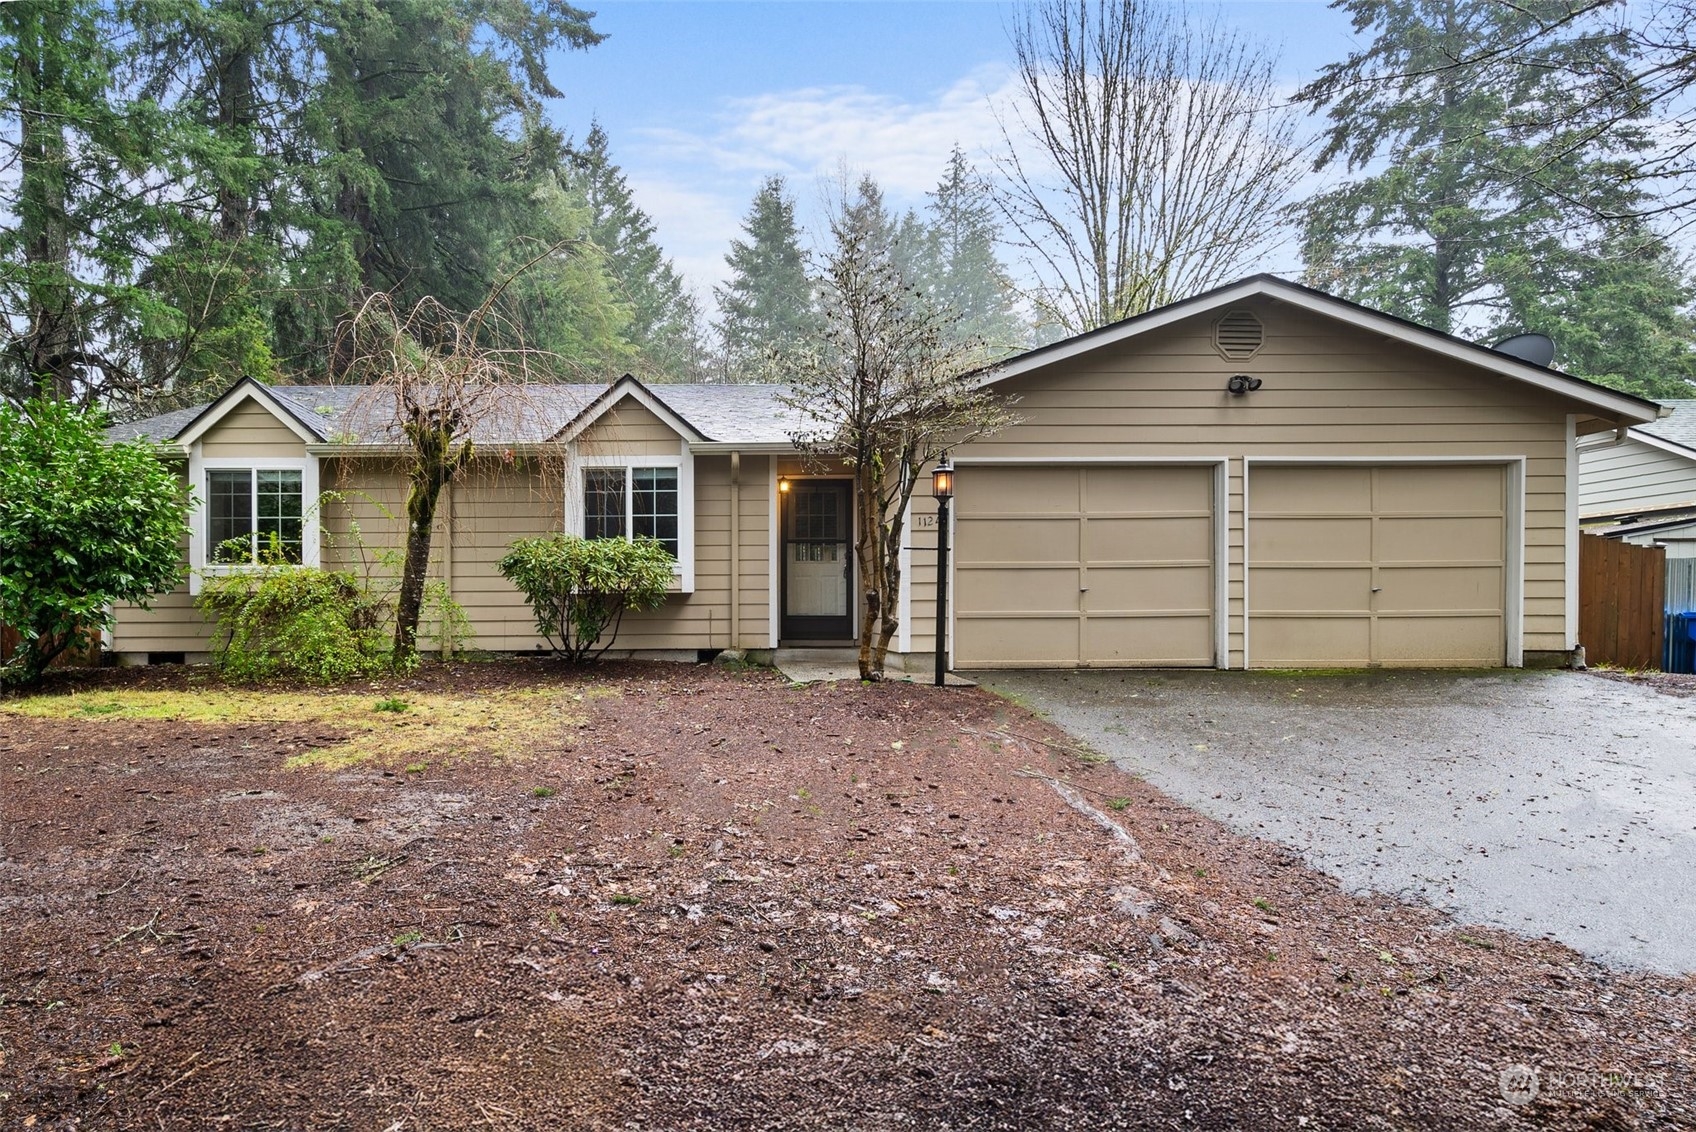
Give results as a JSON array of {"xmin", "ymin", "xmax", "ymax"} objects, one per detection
[
  {"xmin": 780, "ymin": 178, "xmax": 1015, "ymax": 681},
  {"xmin": 343, "ymin": 269, "xmax": 560, "ymax": 668},
  {"xmin": 996, "ymin": 0, "xmax": 1303, "ymax": 334}
]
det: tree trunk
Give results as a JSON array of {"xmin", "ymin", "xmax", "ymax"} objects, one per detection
[
  {"xmin": 214, "ymin": 13, "xmax": 255, "ymax": 243},
  {"xmin": 393, "ymin": 477, "xmax": 440, "ymax": 667},
  {"xmin": 18, "ymin": 4, "xmax": 75, "ymax": 400}
]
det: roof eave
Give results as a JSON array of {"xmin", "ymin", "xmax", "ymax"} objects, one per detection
[{"xmin": 983, "ymin": 275, "xmax": 1663, "ymax": 425}]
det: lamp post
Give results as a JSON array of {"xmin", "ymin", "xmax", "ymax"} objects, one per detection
[{"xmin": 932, "ymin": 455, "xmax": 954, "ymax": 686}]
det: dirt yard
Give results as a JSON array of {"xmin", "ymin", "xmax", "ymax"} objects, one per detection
[{"xmin": 1, "ymin": 661, "xmax": 1691, "ymax": 1130}]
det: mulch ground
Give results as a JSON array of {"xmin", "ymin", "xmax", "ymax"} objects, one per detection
[{"xmin": 1, "ymin": 660, "xmax": 1691, "ymax": 1130}]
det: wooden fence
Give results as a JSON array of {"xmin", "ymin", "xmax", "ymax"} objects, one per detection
[{"xmin": 1579, "ymin": 533, "xmax": 1665, "ymax": 669}]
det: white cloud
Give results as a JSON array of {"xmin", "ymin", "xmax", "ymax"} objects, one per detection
[{"xmin": 617, "ymin": 63, "xmax": 1021, "ymax": 295}]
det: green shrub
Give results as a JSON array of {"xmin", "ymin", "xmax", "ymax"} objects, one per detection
[
  {"xmin": 0, "ymin": 397, "xmax": 189, "ymax": 685},
  {"xmin": 198, "ymin": 567, "xmax": 393, "ymax": 682},
  {"xmin": 498, "ymin": 534, "xmax": 673, "ymax": 662}
]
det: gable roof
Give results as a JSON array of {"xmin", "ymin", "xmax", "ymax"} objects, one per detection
[
  {"xmin": 985, "ymin": 274, "xmax": 1664, "ymax": 425},
  {"xmin": 109, "ymin": 377, "xmax": 804, "ymax": 449}
]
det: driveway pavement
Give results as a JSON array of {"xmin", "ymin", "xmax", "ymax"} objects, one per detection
[{"xmin": 973, "ymin": 668, "xmax": 1696, "ymax": 974}]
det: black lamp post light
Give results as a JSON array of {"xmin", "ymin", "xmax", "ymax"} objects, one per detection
[{"xmin": 931, "ymin": 454, "xmax": 954, "ymax": 687}]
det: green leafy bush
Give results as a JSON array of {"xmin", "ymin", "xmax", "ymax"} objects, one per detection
[
  {"xmin": 0, "ymin": 398, "xmax": 189, "ymax": 685},
  {"xmin": 198, "ymin": 567, "xmax": 393, "ymax": 682},
  {"xmin": 498, "ymin": 534, "xmax": 673, "ymax": 662}
]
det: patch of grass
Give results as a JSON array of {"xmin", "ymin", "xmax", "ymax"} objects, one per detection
[
  {"xmin": 1456, "ymin": 933, "xmax": 1496, "ymax": 951},
  {"xmin": 404, "ymin": 763, "xmax": 428, "ymax": 775},
  {"xmin": 530, "ymin": 786, "xmax": 557, "ymax": 798},
  {"xmin": 1107, "ymin": 797, "xmax": 1131, "ymax": 811},
  {"xmin": 609, "ymin": 894, "xmax": 641, "ymax": 907},
  {"xmin": 392, "ymin": 929, "xmax": 424, "ymax": 947},
  {"xmin": 2, "ymin": 685, "xmax": 607, "ymax": 770},
  {"xmin": 373, "ymin": 697, "xmax": 410, "ymax": 713},
  {"xmin": 1253, "ymin": 897, "xmax": 1276, "ymax": 914}
]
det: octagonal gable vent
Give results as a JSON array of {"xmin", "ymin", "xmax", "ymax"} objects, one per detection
[{"xmin": 1214, "ymin": 309, "xmax": 1264, "ymax": 359}]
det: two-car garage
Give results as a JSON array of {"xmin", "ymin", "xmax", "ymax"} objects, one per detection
[{"xmin": 951, "ymin": 461, "xmax": 1511, "ymax": 669}]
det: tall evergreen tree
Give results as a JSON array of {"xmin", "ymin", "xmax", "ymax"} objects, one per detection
[
  {"xmin": 1299, "ymin": 0, "xmax": 1695, "ymax": 396},
  {"xmin": 562, "ymin": 121, "xmax": 703, "ymax": 379},
  {"xmin": 715, "ymin": 176, "xmax": 815, "ymax": 380},
  {"xmin": 0, "ymin": 1, "xmax": 195, "ymax": 404},
  {"xmin": 909, "ymin": 147, "xmax": 1026, "ymax": 356}
]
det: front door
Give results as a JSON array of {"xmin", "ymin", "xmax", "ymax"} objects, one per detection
[{"xmin": 782, "ymin": 480, "xmax": 854, "ymax": 641}]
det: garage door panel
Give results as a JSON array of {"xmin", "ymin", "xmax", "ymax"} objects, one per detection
[
  {"xmin": 1251, "ymin": 566, "xmax": 1373, "ymax": 612},
  {"xmin": 957, "ymin": 616, "xmax": 1079, "ymax": 667},
  {"xmin": 1086, "ymin": 565, "xmax": 1214, "ymax": 610},
  {"xmin": 1376, "ymin": 516, "xmax": 1503, "ymax": 562},
  {"xmin": 958, "ymin": 466, "xmax": 1079, "ymax": 513},
  {"xmin": 1375, "ymin": 615, "xmax": 1504, "ymax": 665},
  {"xmin": 958, "ymin": 566, "xmax": 1078, "ymax": 613},
  {"xmin": 1084, "ymin": 615, "xmax": 1213, "ymax": 665},
  {"xmin": 1377, "ymin": 565, "xmax": 1504, "ymax": 610},
  {"xmin": 1085, "ymin": 516, "xmax": 1213, "ymax": 561},
  {"xmin": 956, "ymin": 517, "xmax": 1077, "ymax": 562},
  {"xmin": 1373, "ymin": 465, "xmax": 1504, "ymax": 511},
  {"xmin": 955, "ymin": 464, "xmax": 1215, "ymax": 668},
  {"xmin": 1249, "ymin": 517, "xmax": 1373, "ymax": 563},
  {"xmin": 1085, "ymin": 465, "xmax": 1212, "ymax": 510},
  {"xmin": 1251, "ymin": 465, "xmax": 1371, "ymax": 511},
  {"xmin": 1251, "ymin": 617, "xmax": 1372, "ymax": 666}
]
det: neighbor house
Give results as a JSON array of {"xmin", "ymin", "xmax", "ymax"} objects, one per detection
[
  {"xmin": 110, "ymin": 274, "xmax": 1662, "ymax": 670},
  {"xmin": 1578, "ymin": 400, "xmax": 1696, "ymax": 558}
]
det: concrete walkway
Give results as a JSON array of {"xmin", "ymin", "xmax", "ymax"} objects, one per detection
[
  {"xmin": 773, "ymin": 648, "xmax": 975, "ymax": 686},
  {"xmin": 974, "ymin": 668, "xmax": 1696, "ymax": 974}
]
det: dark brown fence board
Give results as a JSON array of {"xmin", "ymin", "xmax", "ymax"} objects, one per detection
[{"xmin": 1579, "ymin": 534, "xmax": 1666, "ymax": 669}]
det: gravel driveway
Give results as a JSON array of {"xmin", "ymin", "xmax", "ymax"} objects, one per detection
[{"xmin": 974, "ymin": 668, "xmax": 1696, "ymax": 974}]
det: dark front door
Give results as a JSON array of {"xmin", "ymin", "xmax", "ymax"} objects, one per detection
[{"xmin": 781, "ymin": 480, "xmax": 854, "ymax": 641}]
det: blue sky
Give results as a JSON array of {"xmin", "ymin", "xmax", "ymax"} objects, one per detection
[{"xmin": 543, "ymin": 1, "xmax": 1362, "ymax": 300}]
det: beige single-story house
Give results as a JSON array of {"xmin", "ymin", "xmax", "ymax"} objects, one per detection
[{"xmin": 109, "ymin": 274, "xmax": 1662, "ymax": 670}]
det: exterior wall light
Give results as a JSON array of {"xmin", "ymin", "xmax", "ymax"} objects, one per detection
[{"xmin": 1226, "ymin": 374, "xmax": 1263, "ymax": 396}]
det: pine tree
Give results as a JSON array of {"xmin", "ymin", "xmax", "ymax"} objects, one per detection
[
  {"xmin": 913, "ymin": 147, "xmax": 1026, "ymax": 356},
  {"xmin": 715, "ymin": 176, "xmax": 815, "ymax": 380},
  {"xmin": 563, "ymin": 121, "xmax": 703, "ymax": 379},
  {"xmin": 1298, "ymin": 0, "xmax": 1695, "ymax": 390}
]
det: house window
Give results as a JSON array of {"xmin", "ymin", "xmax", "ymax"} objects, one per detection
[
  {"xmin": 207, "ymin": 468, "xmax": 304, "ymax": 564},
  {"xmin": 582, "ymin": 464, "xmax": 680, "ymax": 557}
]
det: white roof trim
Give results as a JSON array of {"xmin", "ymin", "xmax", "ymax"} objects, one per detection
[
  {"xmin": 986, "ymin": 276, "xmax": 1662, "ymax": 424},
  {"xmin": 174, "ymin": 380, "xmax": 320, "ymax": 448},
  {"xmin": 1627, "ymin": 427, "xmax": 1696, "ymax": 462},
  {"xmin": 555, "ymin": 376, "xmax": 706, "ymax": 445}
]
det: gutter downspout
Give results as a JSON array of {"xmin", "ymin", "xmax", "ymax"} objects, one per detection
[{"xmin": 730, "ymin": 452, "xmax": 740, "ymax": 650}]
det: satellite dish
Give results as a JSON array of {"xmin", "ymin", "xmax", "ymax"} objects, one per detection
[{"xmin": 1492, "ymin": 333, "xmax": 1557, "ymax": 368}]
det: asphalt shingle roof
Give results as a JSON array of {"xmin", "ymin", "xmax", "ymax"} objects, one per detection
[
  {"xmin": 1642, "ymin": 400, "xmax": 1696, "ymax": 455},
  {"xmin": 107, "ymin": 379, "xmax": 807, "ymax": 448}
]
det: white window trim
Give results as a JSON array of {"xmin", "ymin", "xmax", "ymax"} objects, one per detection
[
  {"xmin": 186, "ymin": 443, "xmax": 321, "ymax": 595},
  {"xmin": 565, "ymin": 445, "xmax": 695, "ymax": 593}
]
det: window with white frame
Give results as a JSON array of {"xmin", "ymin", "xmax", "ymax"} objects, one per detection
[
  {"xmin": 207, "ymin": 467, "xmax": 306, "ymax": 564},
  {"xmin": 582, "ymin": 464, "xmax": 680, "ymax": 557}
]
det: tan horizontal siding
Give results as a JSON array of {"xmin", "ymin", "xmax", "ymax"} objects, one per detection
[
  {"xmin": 576, "ymin": 397, "xmax": 684, "ymax": 457},
  {"xmin": 199, "ymin": 400, "xmax": 306, "ymax": 458}
]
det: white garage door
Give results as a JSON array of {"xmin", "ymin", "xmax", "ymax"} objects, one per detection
[
  {"xmin": 954, "ymin": 464, "xmax": 1216, "ymax": 668},
  {"xmin": 1247, "ymin": 464, "xmax": 1507, "ymax": 667}
]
